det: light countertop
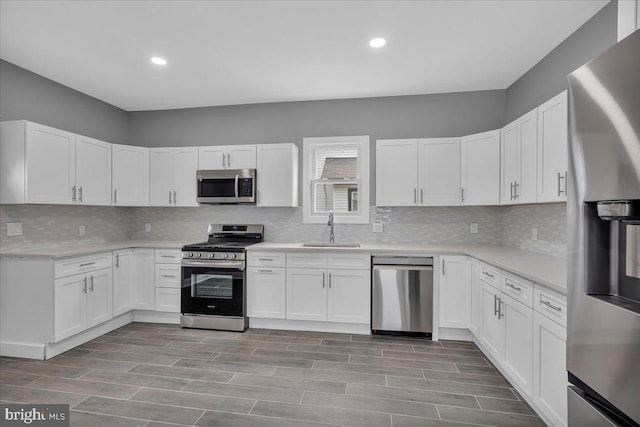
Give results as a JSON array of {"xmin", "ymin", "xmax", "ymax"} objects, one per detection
[
  {"xmin": 1, "ymin": 240, "xmax": 567, "ymax": 295},
  {"xmin": 248, "ymin": 242, "xmax": 567, "ymax": 294}
]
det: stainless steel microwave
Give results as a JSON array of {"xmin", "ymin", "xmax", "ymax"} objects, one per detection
[{"xmin": 196, "ymin": 169, "xmax": 256, "ymax": 204}]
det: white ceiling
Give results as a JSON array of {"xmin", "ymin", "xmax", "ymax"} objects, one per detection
[{"xmin": 0, "ymin": 0, "xmax": 608, "ymax": 111}]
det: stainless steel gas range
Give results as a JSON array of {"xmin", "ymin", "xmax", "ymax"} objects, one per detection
[{"xmin": 180, "ymin": 224, "xmax": 264, "ymax": 332}]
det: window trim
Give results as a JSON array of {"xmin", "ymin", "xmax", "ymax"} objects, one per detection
[{"xmin": 302, "ymin": 135, "xmax": 370, "ymax": 224}]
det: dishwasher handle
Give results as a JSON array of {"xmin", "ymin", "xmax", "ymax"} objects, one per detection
[{"xmin": 373, "ymin": 265, "xmax": 434, "ymax": 271}]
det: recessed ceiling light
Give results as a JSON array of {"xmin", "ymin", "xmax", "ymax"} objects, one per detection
[
  {"xmin": 369, "ymin": 38, "xmax": 386, "ymax": 48},
  {"xmin": 150, "ymin": 57, "xmax": 167, "ymax": 66}
]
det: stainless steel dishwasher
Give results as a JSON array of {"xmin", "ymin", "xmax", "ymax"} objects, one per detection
[{"xmin": 372, "ymin": 256, "xmax": 433, "ymax": 336}]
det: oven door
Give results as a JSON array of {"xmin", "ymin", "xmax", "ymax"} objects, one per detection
[{"xmin": 181, "ymin": 262, "xmax": 245, "ymax": 317}]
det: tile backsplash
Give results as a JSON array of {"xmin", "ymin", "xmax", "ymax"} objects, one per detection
[{"xmin": 1, "ymin": 203, "xmax": 567, "ymax": 257}]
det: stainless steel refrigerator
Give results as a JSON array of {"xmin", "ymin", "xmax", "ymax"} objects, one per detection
[{"xmin": 567, "ymin": 29, "xmax": 640, "ymax": 426}]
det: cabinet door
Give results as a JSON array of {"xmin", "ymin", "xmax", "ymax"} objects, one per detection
[
  {"xmin": 227, "ymin": 145, "xmax": 257, "ymax": 169},
  {"xmin": 76, "ymin": 135, "xmax": 111, "ymax": 206},
  {"xmin": 155, "ymin": 288, "xmax": 180, "ymax": 313},
  {"xmin": 418, "ymin": 138, "xmax": 461, "ymax": 206},
  {"xmin": 286, "ymin": 268, "xmax": 327, "ymax": 321},
  {"xmin": 517, "ymin": 110, "xmax": 538, "ymax": 204},
  {"xmin": 327, "ymin": 269, "xmax": 370, "ymax": 324},
  {"xmin": 469, "ymin": 259, "xmax": 482, "ymax": 336},
  {"xmin": 199, "ymin": 146, "xmax": 225, "ymax": 169},
  {"xmin": 112, "ymin": 144, "xmax": 149, "ymax": 206},
  {"xmin": 533, "ymin": 312, "xmax": 568, "ymax": 427},
  {"xmin": 86, "ymin": 268, "xmax": 113, "ymax": 328},
  {"xmin": 439, "ymin": 256, "xmax": 471, "ymax": 328},
  {"xmin": 25, "ymin": 122, "xmax": 76, "ymax": 204},
  {"xmin": 149, "ymin": 148, "xmax": 175, "ymax": 206},
  {"xmin": 502, "ymin": 294, "xmax": 534, "ymax": 397},
  {"xmin": 376, "ymin": 139, "xmax": 418, "ymax": 206},
  {"xmin": 247, "ymin": 267, "xmax": 286, "ymax": 319},
  {"xmin": 132, "ymin": 249, "xmax": 155, "ymax": 310},
  {"xmin": 256, "ymin": 144, "xmax": 298, "ymax": 207},
  {"xmin": 54, "ymin": 274, "xmax": 86, "ymax": 341},
  {"xmin": 480, "ymin": 282, "xmax": 504, "ymax": 360},
  {"xmin": 500, "ymin": 121, "xmax": 518, "ymax": 205},
  {"xmin": 113, "ymin": 250, "xmax": 133, "ymax": 316},
  {"xmin": 537, "ymin": 91, "xmax": 568, "ymax": 203},
  {"xmin": 461, "ymin": 130, "xmax": 500, "ymax": 205},
  {"xmin": 174, "ymin": 147, "xmax": 199, "ymax": 206}
]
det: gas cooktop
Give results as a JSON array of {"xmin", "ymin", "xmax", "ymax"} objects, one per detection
[{"xmin": 181, "ymin": 224, "xmax": 264, "ymax": 254}]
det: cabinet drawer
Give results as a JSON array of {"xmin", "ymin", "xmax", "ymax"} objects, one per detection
[
  {"xmin": 55, "ymin": 252, "xmax": 112, "ymax": 279},
  {"xmin": 154, "ymin": 288, "xmax": 180, "ymax": 313},
  {"xmin": 155, "ymin": 264, "xmax": 181, "ymax": 288},
  {"xmin": 154, "ymin": 249, "xmax": 181, "ymax": 264},
  {"xmin": 534, "ymin": 285, "xmax": 567, "ymax": 327},
  {"xmin": 479, "ymin": 263, "xmax": 501, "ymax": 289},
  {"xmin": 247, "ymin": 252, "xmax": 286, "ymax": 268},
  {"xmin": 328, "ymin": 253, "xmax": 370, "ymax": 270},
  {"xmin": 287, "ymin": 252, "xmax": 328, "ymax": 269},
  {"xmin": 501, "ymin": 272, "xmax": 534, "ymax": 308}
]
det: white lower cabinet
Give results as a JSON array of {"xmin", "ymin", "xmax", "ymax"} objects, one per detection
[
  {"xmin": 533, "ymin": 311, "xmax": 568, "ymax": 427},
  {"xmin": 469, "ymin": 259, "xmax": 482, "ymax": 335},
  {"xmin": 247, "ymin": 267, "xmax": 286, "ymax": 319},
  {"xmin": 113, "ymin": 249, "xmax": 133, "ymax": 316},
  {"xmin": 54, "ymin": 267, "xmax": 113, "ymax": 342},
  {"xmin": 154, "ymin": 288, "xmax": 181, "ymax": 313},
  {"xmin": 480, "ymin": 280, "xmax": 504, "ymax": 360},
  {"xmin": 439, "ymin": 256, "xmax": 471, "ymax": 328},
  {"xmin": 132, "ymin": 249, "xmax": 155, "ymax": 310},
  {"xmin": 286, "ymin": 268, "xmax": 328, "ymax": 321},
  {"xmin": 153, "ymin": 249, "xmax": 182, "ymax": 313},
  {"xmin": 502, "ymin": 293, "xmax": 533, "ymax": 397},
  {"xmin": 327, "ymin": 269, "xmax": 370, "ymax": 324}
]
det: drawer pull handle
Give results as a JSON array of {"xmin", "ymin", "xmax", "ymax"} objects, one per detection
[
  {"xmin": 258, "ymin": 258, "xmax": 273, "ymax": 261},
  {"xmin": 483, "ymin": 271, "xmax": 494, "ymax": 278},
  {"xmin": 506, "ymin": 282, "xmax": 522, "ymax": 292},
  {"xmin": 161, "ymin": 275, "xmax": 176, "ymax": 278},
  {"xmin": 541, "ymin": 299, "xmax": 562, "ymax": 312},
  {"xmin": 161, "ymin": 255, "xmax": 175, "ymax": 258},
  {"xmin": 79, "ymin": 262, "xmax": 96, "ymax": 267},
  {"xmin": 257, "ymin": 269, "xmax": 273, "ymax": 273}
]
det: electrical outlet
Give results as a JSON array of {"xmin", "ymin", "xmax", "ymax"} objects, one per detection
[
  {"xmin": 470, "ymin": 223, "xmax": 479, "ymax": 234},
  {"xmin": 372, "ymin": 221, "xmax": 383, "ymax": 233},
  {"xmin": 145, "ymin": 223, "xmax": 151, "ymax": 233},
  {"xmin": 79, "ymin": 225, "xmax": 86, "ymax": 236},
  {"xmin": 531, "ymin": 227, "xmax": 538, "ymax": 241},
  {"xmin": 6, "ymin": 222, "xmax": 23, "ymax": 237}
]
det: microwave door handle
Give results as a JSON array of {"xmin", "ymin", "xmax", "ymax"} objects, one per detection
[{"xmin": 235, "ymin": 174, "xmax": 239, "ymax": 201}]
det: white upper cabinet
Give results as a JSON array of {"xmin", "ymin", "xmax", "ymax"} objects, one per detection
[
  {"xmin": 75, "ymin": 135, "xmax": 112, "ymax": 206},
  {"xmin": 376, "ymin": 139, "xmax": 419, "ymax": 206},
  {"xmin": 0, "ymin": 121, "xmax": 113, "ymax": 206},
  {"xmin": 537, "ymin": 91, "xmax": 568, "ymax": 203},
  {"xmin": 256, "ymin": 143, "xmax": 298, "ymax": 207},
  {"xmin": 461, "ymin": 130, "xmax": 501, "ymax": 206},
  {"xmin": 112, "ymin": 143, "xmax": 149, "ymax": 206},
  {"xmin": 418, "ymin": 138, "xmax": 461, "ymax": 206},
  {"xmin": 618, "ymin": 0, "xmax": 640, "ymax": 41},
  {"xmin": 199, "ymin": 144, "xmax": 256, "ymax": 170},
  {"xmin": 149, "ymin": 147, "xmax": 198, "ymax": 207},
  {"xmin": 501, "ymin": 109, "xmax": 538, "ymax": 205}
]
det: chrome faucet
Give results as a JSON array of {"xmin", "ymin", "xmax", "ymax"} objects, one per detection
[{"xmin": 328, "ymin": 210, "xmax": 335, "ymax": 244}]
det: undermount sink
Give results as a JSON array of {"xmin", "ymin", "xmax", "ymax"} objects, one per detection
[{"xmin": 303, "ymin": 242, "xmax": 361, "ymax": 248}]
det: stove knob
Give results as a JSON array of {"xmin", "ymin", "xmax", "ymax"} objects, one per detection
[
  {"xmin": 229, "ymin": 253, "xmax": 236, "ymax": 259},
  {"xmin": 187, "ymin": 252, "xmax": 193, "ymax": 258},
  {"xmin": 221, "ymin": 253, "xmax": 228, "ymax": 259},
  {"xmin": 208, "ymin": 253, "xmax": 214, "ymax": 259},
  {"xmin": 196, "ymin": 252, "xmax": 201, "ymax": 258}
]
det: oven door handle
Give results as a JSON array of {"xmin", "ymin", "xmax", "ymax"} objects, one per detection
[{"xmin": 181, "ymin": 261, "xmax": 245, "ymax": 270}]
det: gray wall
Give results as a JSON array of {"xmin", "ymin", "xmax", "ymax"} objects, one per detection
[
  {"xmin": 129, "ymin": 90, "xmax": 507, "ymax": 203},
  {"xmin": 0, "ymin": 60, "xmax": 130, "ymax": 145},
  {"xmin": 505, "ymin": 1, "xmax": 617, "ymax": 122}
]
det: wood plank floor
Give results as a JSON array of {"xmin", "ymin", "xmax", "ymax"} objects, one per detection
[{"xmin": 0, "ymin": 323, "xmax": 545, "ymax": 427}]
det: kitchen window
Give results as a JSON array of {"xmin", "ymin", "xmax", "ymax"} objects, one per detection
[{"xmin": 302, "ymin": 135, "xmax": 370, "ymax": 224}]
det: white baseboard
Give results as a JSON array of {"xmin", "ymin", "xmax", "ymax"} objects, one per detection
[
  {"xmin": 133, "ymin": 310, "xmax": 180, "ymax": 324},
  {"xmin": 45, "ymin": 312, "xmax": 133, "ymax": 359},
  {"xmin": 250, "ymin": 318, "xmax": 370, "ymax": 335},
  {"xmin": 437, "ymin": 327, "xmax": 473, "ymax": 341},
  {"xmin": 0, "ymin": 341, "xmax": 46, "ymax": 360}
]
